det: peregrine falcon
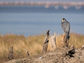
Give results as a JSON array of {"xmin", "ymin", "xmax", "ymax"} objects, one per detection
[{"xmin": 61, "ymin": 18, "xmax": 70, "ymax": 39}]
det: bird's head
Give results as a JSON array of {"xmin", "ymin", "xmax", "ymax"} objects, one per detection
[{"xmin": 62, "ymin": 18, "xmax": 66, "ymax": 22}]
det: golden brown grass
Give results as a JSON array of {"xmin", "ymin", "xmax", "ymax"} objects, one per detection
[
  {"xmin": 56, "ymin": 33, "xmax": 84, "ymax": 48},
  {"xmin": 0, "ymin": 33, "xmax": 84, "ymax": 63}
]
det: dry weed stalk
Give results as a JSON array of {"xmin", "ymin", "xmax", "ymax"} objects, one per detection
[
  {"xmin": 8, "ymin": 46, "xmax": 14, "ymax": 60},
  {"xmin": 42, "ymin": 30, "xmax": 50, "ymax": 54}
]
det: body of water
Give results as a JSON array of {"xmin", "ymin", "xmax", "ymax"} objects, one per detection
[{"xmin": 0, "ymin": 6, "xmax": 84, "ymax": 36}]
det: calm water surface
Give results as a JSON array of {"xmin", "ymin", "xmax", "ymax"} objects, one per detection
[{"xmin": 0, "ymin": 7, "xmax": 84, "ymax": 36}]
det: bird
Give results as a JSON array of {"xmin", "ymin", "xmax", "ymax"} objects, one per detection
[{"xmin": 61, "ymin": 18, "xmax": 70, "ymax": 39}]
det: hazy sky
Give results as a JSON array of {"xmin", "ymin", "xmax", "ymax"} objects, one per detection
[{"xmin": 0, "ymin": 0, "xmax": 84, "ymax": 2}]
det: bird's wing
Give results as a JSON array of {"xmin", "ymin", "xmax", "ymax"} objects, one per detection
[
  {"xmin": 66, "ymin": 22, "xmax": 70, "ymax": 33},
  {"xmin": 61, "ymin": 21, "xmax": 70, "ymax": 33}
]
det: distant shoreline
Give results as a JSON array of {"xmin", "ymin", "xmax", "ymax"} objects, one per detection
[{"xmin": 0, "ymin": 6, "xmax": 84, "ymax": 13}]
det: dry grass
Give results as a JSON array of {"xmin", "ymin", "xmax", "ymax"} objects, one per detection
[
  {"xmin": 0, "ymin": 34, "xmax": 45, "ymax": 63},
  {"xmin": 0, "ymin": 33, "xmax": 84, "ymax": 63},
  {"xmin": 56, "ymin": 33, "xmax": 84, "ymax": 48}
]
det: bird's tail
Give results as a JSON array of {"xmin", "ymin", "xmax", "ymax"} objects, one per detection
[{"xmin": 66, "ymin": 32, "xmax": 70, "ymax": 40}]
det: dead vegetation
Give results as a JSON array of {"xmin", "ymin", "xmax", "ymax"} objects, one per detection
[
  {"xmin": 42, "ymin": 30, "xmax": 50, "ymax": 54},
  {"xmin": 0, "ymin": 33, "xmax": 84, "ymax": 63},
  {"xmin": 4, "ymin": 47, "xmax": 84, "ymax": 63}
]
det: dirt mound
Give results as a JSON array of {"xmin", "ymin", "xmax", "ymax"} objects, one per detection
[{"xmin": 5, "ymin": 47, "xmax": 84, "ymax": 63}]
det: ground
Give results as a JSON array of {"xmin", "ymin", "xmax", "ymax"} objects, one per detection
[{"xmin": 5, "ymin": 47, "xmax": 84, "ymax": 63}]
